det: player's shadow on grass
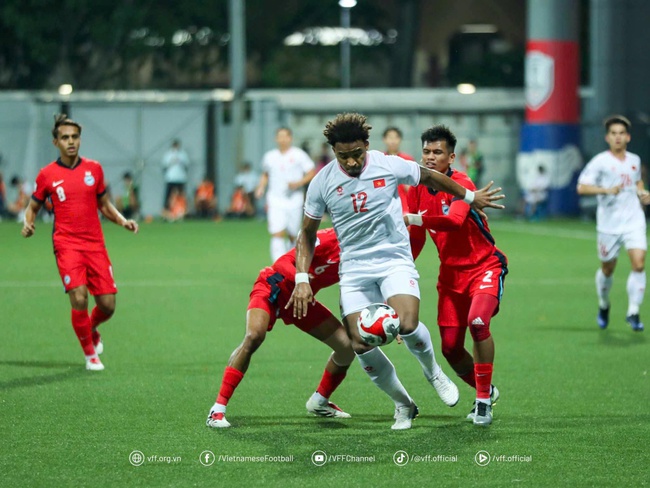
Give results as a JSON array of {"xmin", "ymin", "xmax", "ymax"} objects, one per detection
[
  {"xmin": 0, "ymin": 360, "xmax": 83, "ymax": 391},
  {"xmin": 598, "ymin": 331, "xmax": 646, "ymax": 347}
]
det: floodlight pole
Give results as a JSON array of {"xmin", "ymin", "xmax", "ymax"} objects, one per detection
[
  {"xmin": 230, "ymin": 0, "xmax": 246, "ymax": 167},
  {"xmin": 340, "ymin": 5, "xmax": 352, "ymax": 89}
]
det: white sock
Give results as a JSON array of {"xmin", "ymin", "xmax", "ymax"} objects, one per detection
[
  {"xmin": 626, "ymin": 271, "xmax": 646, "ymax": 316},
  {"xmin": 400, "ymin": 321, "xmax": 442, "ymax": 381},
  {"xmin": 310, "ymin": 391, "xmax": 328, "ymax": 405},
  {"xmin": 211, "ymin": 402, "xmax": 226, "ymax": 414},
  {"xmin": 356, "ymin": 348, "xmax": 412, "ymax": 408},
  {"xmin": 596, "ymin": 268, "xmax": 614, "ymax": 309},
  {"xmin": 270, "ymin": 237, "xmax": 287, "ymax": 261}
]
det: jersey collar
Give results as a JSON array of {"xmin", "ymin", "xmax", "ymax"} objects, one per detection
[
  {"xmin": 427, "ymin": 168, "xmax": 454, "ymax": 195},
  {"xmin": 56, "ymin": 156, "xmax": 82, "ymax": 170}
]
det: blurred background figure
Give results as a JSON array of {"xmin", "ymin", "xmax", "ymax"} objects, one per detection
[
  {"xmin": 115, "ymin": 171, "xmax": 140, "ymax": 220},
  {"xmin": 315, "ymin": 142, "xmax": 333, "ymax": 174},
  {"xmin": 161, "ymin": 187, "xmax": 187, "ymax": 222},
  {"xmin": 0, "ymin": 172, "xmax": 6, "ymax": 219},
  {"xmin": 194, "ymin": 176, "xmax": 219, "ymax": 220},
  {"xmin": 383, "ymin": 126, "xmax": 414, "ymax": 213},
  {"xmin": 523, "ymin": 165, "xmax": 550, "ymax": 221},
  {"xmin": 233, "ymin": 162, "xmax": 259, "ymax": 214},
  {"xmin": 466, "ymin": 140, "xmax": 484, "ymax": 187},
  {"xmin": 7, "ymin": 175, "xmax": 31, "ymax": 222},
  {"xmin": 225, "ymin": 184, "xmax": 255, "ymax": 219},
  {"xmin": 255, "ymin": 127, "xmax": 315, "ymax": 261},
  {"xmin": 161, "ymin": 139, "xmax": 189, "ymax": 212}
]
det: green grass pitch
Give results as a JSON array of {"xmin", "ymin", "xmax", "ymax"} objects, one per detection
[{"xmin": 1, "ymin": 218, "xmax": 648, "ymax": 487}]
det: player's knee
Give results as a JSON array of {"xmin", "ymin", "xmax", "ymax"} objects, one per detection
[
  {"xmin": 397, "ymin": 314, "xmax": 418, "ymax": 334},
  {"xmin": 351, "ymin": 339, "xmax": 373, "ymax": 355},
  {"xmin": 331, "ymin": 345, "xmax": 355, "ymax": 367},
  {"xmin": 68, "ymin": 289, "xmax": 88, "ymax": 309},
  {"xmin": 243, "ymin": 330, "xmax": 266, "ymax": 352},
  {"xmin": 441, "ymin": 342, "xmax": 465, "ymax": 363},
  {"xmin": 468, "ymin": 315, "xmax": 491, "ymax": 342}
]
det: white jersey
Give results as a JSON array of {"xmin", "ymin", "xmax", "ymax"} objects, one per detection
[
  {"xmin": 304, "ymin": 150, "xmax": 421, "ymax": 262},
  {"xmin": 262, "ymin": 146, "xmax": 315, "ymax": 205},
  {"xmin": 578, "ymin": 150, "xmax": 645, "ymax": 234}
]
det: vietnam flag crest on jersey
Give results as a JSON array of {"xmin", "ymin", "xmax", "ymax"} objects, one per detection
[{"xmin": 373, "ymin": 178, "xmax": 386, "ymax": 188}]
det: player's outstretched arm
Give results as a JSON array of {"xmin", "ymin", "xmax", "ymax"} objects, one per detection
[
  {"xmin": 21, "ymin": 199, "xmax": 42, "ymax": 238},
  {"xmin": 98, "ymin": 193, "xmax": 139, "ymax": 234},
  {"xmin": 286, "ymin": 216, "xmax": 319, "ymax": 318},
  {"xmin": 577, "ymin": 183, "xmax": 621, "ymax": 196}
]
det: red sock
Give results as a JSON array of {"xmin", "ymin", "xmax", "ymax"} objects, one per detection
[
  {"xmin": 459, "ymin": 371, "xmax": 476, "ymax": 388},
  {"xmin": 475, "ymin": 363, "xmax": 493, "ymax": 400},
  {"xmin": 90, "ymin": 306, "xmax": 112, "ymax": 328},
  {"xmin": 216, "ymin": 366, "xmax": 245, "ymax": 406},
  {"xmin": 71, "ymin": 309, "xmax": 95, "ymax": 357},
  {"xmin": 316, "ymin": 370, "xmax": 347, "ymax": 399},
  {"xmin": 90, "ymin": 307, "xmax": 112, "ymax": 345}
]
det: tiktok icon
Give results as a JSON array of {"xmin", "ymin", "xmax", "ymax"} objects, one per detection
[{"xmin": 393, "ymin": 450, "xmax": 409, "ymax": 466}]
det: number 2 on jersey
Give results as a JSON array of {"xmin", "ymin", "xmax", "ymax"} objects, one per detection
[
  {"xmin": 55, "ymin": 186, "xmax": 67, "ymax": 202},
  {"xmin": 350, "ymin": 192, "xmax": 369, "ymax": 213}
]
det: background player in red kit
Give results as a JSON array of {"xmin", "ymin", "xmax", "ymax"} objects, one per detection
[
  {"xmin": 405, "ymin": 125, "xmax": 508, "ymax": 427},
  {"xmin": 206, "ymin": 228, "xmax": 355, "ymax": 428},
  {"xmin": 21, "ymin": 114, "xmax": 138, "ymax": 371}
]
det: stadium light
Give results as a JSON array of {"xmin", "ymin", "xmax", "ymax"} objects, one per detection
[
  {"xmin": 58, "ymin": 84, "xmax": 73, "ymax": 96},
  {"xmin": 339, "ymin": 0, "xmax": 357, "ymax": 7},
  {"xmin": 457, "ymin": 83, "xmax": 476, "ymax": 95}
]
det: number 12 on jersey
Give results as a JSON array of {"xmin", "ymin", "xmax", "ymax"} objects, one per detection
[{"xmin": 351, "ymin": 192, "xmax": 369, "ymax": 213}]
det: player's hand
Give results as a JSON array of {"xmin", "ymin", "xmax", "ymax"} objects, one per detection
[
  {"xmin": 471, "ymin": 181, "xmax": 505, "ymax": 220},
  {"xmin": 395, "ymin": 334, "xmax": 403, "ymax": 345},
  {"xmin": 639, "ymin": 190, "xmax": 650, "ymax": 205},
  {"xmin": 286, "ymin": 282, "xmax": 314, "ymax": 318},
  {"xmin": 21, "ymin": 221, "xmax": 35, "ymax": 238},
  {"xmin": 607, "ymin": 185, "xmax": 623, "ymax": 195},
  {"xmin": 123, "ymin": 219, "xmax": 139, "ymax": 234},
  {"xmin": 254, "ymin": 186, "xmax": 265, "ymax": 200},
  {"xmin": 287, "ymin": 181, "xmax": 302, "ymax": 191}
]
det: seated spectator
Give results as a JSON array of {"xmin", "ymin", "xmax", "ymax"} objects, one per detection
[
  {"xmin": 7, "ymin": 175, "xmax": 31, "ymax": 222},
  {"xmin": 115, "ymin": 172, "xmax": 140, "ymax": 220},
  {"xmin": 0, "ymin": 172, "xmax": 6, "ymax": 218},
  {"xmin": 161, "ymin": 188, "xmax": 187, "ymax": 222},
  {"xmin": 225, "ymin": 185, "xmax": 255, "ymax": 219},
  {"xmin": 524, "ymin": 165, "xmax": 550, "ymax": 221},
  {"xmin": 194, "ymin": 176, "xmax": 220, "ymax": 220},
  {"xmin": 233, "ymin": 162, "xmax": 259, "ymax": 211}
]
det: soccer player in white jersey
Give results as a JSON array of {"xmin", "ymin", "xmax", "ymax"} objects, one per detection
[
  {"xmin": 577, "ymin": 115, "xmax": 650, "ymax": 331},
  {"xmin": 255, "ymin": 127, "xmax": 316, "ymax": 261},
  {"xmin": 287, "ymin": 113, "xmax": 505, "ymax": 430}
]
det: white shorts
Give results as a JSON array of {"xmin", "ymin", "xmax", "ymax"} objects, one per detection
[
  {"xmin": 339, "ymin": 258, "xmax": 420, "ymax": 317},
  {"xmin": 597, "ymin": 229, "xmax": 647, "ymax": 262},
  {"xmin": 267, "ymin": 199, "xmax": 303, "ymax": 236}
]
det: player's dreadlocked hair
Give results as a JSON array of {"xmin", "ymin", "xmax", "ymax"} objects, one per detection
[
  {"xmin": 323, "ymin": 113, "xmax": 372, "ymax": 146},
  {"xmin": 604, "ymin": 114, "xmax": 631, "ymax": 133},
  {"xmin": 420, "ymin": 125, "xmax": 457, "ymax": 152},
  {"xmin": 52, "ymin": 114, "xmax": 82, "ymax": 139}
]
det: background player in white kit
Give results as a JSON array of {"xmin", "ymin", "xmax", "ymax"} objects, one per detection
[
  {"xmin": 577, "ymin": 115, "xmax": 650, "ymax": 331},
  {"xmin": 288, "ymin": 113, "xmax": 505, "ymax": 429},
  {"xmin": 255, "ymin": 127, "xmax": 316, "ymax": 261}
]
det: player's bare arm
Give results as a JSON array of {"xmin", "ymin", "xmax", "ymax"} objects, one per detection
[
  {"xmin": 419, "ymin": 166, "xmax": 504, "ymax": 220},
  {"xmin": 576, "ymin": 183, "xmax": 622, "ymax": 196},
  {"xmin": 21, "ymin": 199, "xmax": 43, "ymax": 238},
  {"xmin": 254, "ymin": 172, "xmax": 268, "ymax": 199},
  {"xmin": 98, "ymin": 193, "xmax": 139, "ymax": 234},
  {"xmin": 286, "ymin": 216, "xmax": 320, "ymax": 318},
  {"xmin": 636, "ymin": 180, "xmax": 650, "ymax": 205},
  {"xmin": 288, "ymin": 168, "xmax": 316, "ymax": 191}
]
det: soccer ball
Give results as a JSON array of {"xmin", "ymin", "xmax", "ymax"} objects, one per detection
[{"xmin": 357, "ymin": 303, "xmax": 400, "ymax": 347}]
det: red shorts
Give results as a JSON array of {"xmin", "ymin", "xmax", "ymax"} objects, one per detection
[
  {"xmin": 437, "ymin": 255, "xmax": 507, "ymax": 327},
  {"xmin": 248, "ymin": 267, "xmax": 333, "ymax": 332},
  {"xmin": 55, "ymin": 248, "xmax": 118, "ymax": 296}
]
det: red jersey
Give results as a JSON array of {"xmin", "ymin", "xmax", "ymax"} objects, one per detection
[
  {"xmin": 407, "ymin": 169, "xmax": 506, "ymax": 268},
  {"xmin": 273, "ymin": 227, "xmax": 340, "ymax": 293},
  {"xmin": 32, "ymin": 157, "xmax": 108, "ymax": 252},
  {"xmin": 385, "ymin": 152, "xmax": 416, "ymax": 215}
]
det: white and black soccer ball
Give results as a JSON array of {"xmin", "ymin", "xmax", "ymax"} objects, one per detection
[{"xmin": 357, "ymin": 303, "xmax": 400, "ymax": 347}]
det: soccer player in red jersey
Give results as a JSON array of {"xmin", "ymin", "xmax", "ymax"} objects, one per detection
[
  {"xmin": 405, "ymin": 125, "xmax": 508, "ymax": 427},
  {"xmin": 206, "ymin": 228, "xmax": 354, "ymax": 428},
  {"xmin": 21, "ymin": 114, "xmax": 139, "ymax": 371}
]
